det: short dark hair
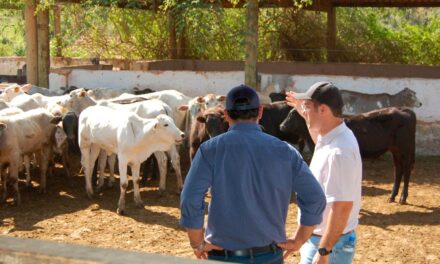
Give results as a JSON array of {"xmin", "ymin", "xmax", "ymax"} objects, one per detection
[
  {"xmin": 227, "ymin": 108, "xmax": 259, "ymax": 120},
  {"xmin": 311, "ymin": 99, "xmax": 343, "ymax": 117}
]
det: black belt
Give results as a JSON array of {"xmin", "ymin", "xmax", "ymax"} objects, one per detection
[{"xmin": 208, "ymin": 242, "xmax": 280, "ymax": 257}]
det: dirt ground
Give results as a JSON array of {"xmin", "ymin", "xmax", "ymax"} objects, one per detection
[{"xmin": 0, "ymin": 155, "xmax": 439, "ymax": 264}]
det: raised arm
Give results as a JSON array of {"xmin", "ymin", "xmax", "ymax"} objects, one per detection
[{"xmin": 285, "ymin": 91, "xmax": 319, "ymax": 143}]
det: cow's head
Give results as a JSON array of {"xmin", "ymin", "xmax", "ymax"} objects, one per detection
[
  {"xmin": 280, "ymin": 108, "xmax": 305, "ymax": 134},
  {"xmin": 196, "ymin": 106, "xmax": 228, "ymax": 138},
  {"xmin": 61, "ymin": 112, "xmax": 80, "ymax": 154},
  {"xmin": 0, "ymin": 84, "xmax": 25, "ymax": 102},
  {"xmin": 153, "ymin": 114, "xmax": 185, "ymax": 146},
  {"xmin": 397, "ymin": 87, "xmax": 422, "ymax": 108},
  {"xmin": 204, "ymin": 94, "xmax": 226, "ymax": 109},
  {"xmin": 57, "ymin": 88, "xmax": 96, "ymax": 115}
]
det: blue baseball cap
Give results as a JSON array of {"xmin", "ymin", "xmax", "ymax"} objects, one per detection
[{"xmin": 226, "ymin": 85, "xmax": 260, "ymax": 111}]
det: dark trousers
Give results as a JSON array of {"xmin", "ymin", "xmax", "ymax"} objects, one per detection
[{"xmin": 207, "ymin": 248, "xmax": 283, "ymax": 264}]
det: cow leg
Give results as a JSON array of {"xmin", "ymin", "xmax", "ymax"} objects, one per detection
[
  {"xmin": 23, "ymin": 155, "xmax": 32, "ymax": 189},
  {"xmin": 37, "ymin": 147, "xmax": 52, "ymax": 194},
  {"xmin": 140, "ymin": 159, "xmax": 149, "ymax": 186},
  {"xmin": 168, "ymin": 145, "xmax": 183, "ymax": 193},
  {"xmin": 389, "ymin": 152, "xmax": 403, "ymax": 203},
  {"xmin": 1, "ymin": 165, "xmax": 7, "ymax": 203},
  {"xmin": 61, "ymin": 148, "xmax": 72, "ymax": 179},
  {"xmin": 154, "ymin": 151, "xmax": 168, "ymax": 195},
  {"xmin": 9, "ymin": 163, "xmax": 20, "ymax": 206},
  {"xmin": 117, "ymin": 159, "xmax": 128, "ymax": 215},
  {"xmin": 88, "ymin": 146, "xmax": 101, "ymax": 196},
  {"xmin": 96, "ymin": 150, "xmax": 107, "ymax": 193},
  {"xmin": 80, "ymin": 145, "xmax": 94, "ymax": 199},
  {"xmin": 107, "ymin": 154, "xmax": 116, "ymax": 188},
  {"xmin": 399, "ymin": 157, "xmax": 413, "ymax": 204},
  {"xmin": 131, "ymin": 162, "xmax": 144, "ymax": 208}
]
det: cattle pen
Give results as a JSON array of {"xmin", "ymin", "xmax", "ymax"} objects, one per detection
[{"xmin": 1, "ymin": 0, "xmax": 440, "ymax": 263}]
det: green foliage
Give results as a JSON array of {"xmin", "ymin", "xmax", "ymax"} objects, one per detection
[
  {"xmin": 0, "ymin": 2, "xmax": 438, "ymax": 65},
  {"xmin": 0, "ymin": 9, "xmax": 25, "ymax": 56}
]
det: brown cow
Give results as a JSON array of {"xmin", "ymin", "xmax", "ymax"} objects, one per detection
[
  {"xmin": 189, "ymin": 105, "xmax": 229, "ymax": 161},
  {"xmin": 280, "ymin": 107, "xmax": 416, "ymax": 204}
]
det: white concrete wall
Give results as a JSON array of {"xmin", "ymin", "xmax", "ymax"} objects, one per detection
[
  {"xmin": 50, "ymin": 70, "xmax": 244, "ymax": 97},
  {"xmin": 0, "ymin": 57, "xmax": 25, "ymax": 75},
  {"xmin": 51, "ymin": 70, "xmax": 437, "ymax": 121}
]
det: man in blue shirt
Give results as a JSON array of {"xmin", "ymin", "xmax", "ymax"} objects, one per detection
[{"xmin": 180, "ymin": 84, "xmax": 326, "ymax": 263}]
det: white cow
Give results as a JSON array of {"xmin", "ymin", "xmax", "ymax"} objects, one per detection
[
  {"xmin": 96, "ymin": 99, "xmax": 183, "ymax": 193},
  {"xmin": 79, "ymin": 105, "xmax": 184, "ymax": 214},
  {"xmin": 0, "ymin": 108, "xmax": 60, "ymax": 204}
]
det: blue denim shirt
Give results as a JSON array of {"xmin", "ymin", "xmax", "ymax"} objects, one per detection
[{"xmin": 180, "ymin": 122, "xmax": 325, "ymax": 250}]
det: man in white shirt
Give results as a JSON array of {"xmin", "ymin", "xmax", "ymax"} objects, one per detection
[{"xmin": 281, "ymin": 82, "xmax": 362, "ymax": 264}]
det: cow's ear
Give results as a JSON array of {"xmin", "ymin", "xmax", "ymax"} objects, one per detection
[
  {"xmin": 178, "ymin": 105, "xmax": 188, "ymax": 111},
  {"xmin": 21, "ymin": 84, "xmax": 32, "ymax": 92},
  {"xmin": 0, "ymin": 123, "xmax": 6, "ymax": 131},
  {"xmin": 196, "ymin": 96, "xmax": 205, "ymax": 103},
  {"xmin": 197, "ymin": 116, "xmax": 207, "ymax": 123},
  {"xmin": 217, "ymin": 95, "xmax": 226, "ymax": 102}
]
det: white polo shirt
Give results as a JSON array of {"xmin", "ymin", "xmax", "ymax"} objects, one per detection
[{"xmin": 308, "ymin": 122, "xmax": 362, "ymax": 236}]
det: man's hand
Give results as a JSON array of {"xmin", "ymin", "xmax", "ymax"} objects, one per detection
[
  {"xmin": 285, "ymin": 91, "xmax": 300, "ymax": 108},
  {"xmin": 285, "ymin": 91, "xmax": 307, "ymax": 119},
  {"xmin": 312, "ymin": 252, "xmax": 329, "ymax": 264},
  {"xmin": 277, "ymin": 238, "xmax": 302, "ymax": 259},
  {"xmin": 192, "ymin": 241, "xmax": 223, "ymax": 259}
]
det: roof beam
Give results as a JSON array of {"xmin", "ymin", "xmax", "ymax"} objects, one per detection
[{"xmin": 330, "ymin": 0, "xmax": 440, "ymax": 7}]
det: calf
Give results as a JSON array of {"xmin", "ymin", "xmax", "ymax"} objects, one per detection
[
  {"xmin": 341, "ymin": 87, "xmax": 422, "ymax": 115},
  {"xmin": 280, "ymin": 107, "xmax": 416, "ymax": 204},
  {"xmin": 78, "ymin": 106, "xmax": 184, "ymax": 214},
  {"xmin": 260, "ymin": 102, "xmax": 312, "ymax": 153},
  {"xmin": 189, "ymin": 106, "xmax": 229, "ymax": 161},
  {"xmin": 0, "ymin": 109, "xmax": 60, "ymax": 204},
  {"xmin": 98, "ymin": 100, "xmax": 183, "ymax": 193}
]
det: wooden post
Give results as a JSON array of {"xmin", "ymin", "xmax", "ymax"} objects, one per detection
[
  {"xmin": 327, "ymin": 5, "xmax": 337, "ymax": 62},
  {"xmin": 245, "ymin": 0, "xmax": 259, "ymax": 91},
  {"xmin": 168, "ymin": 11, "xmax": 177, "ymax": 59},
  {"xmin": 24, "ymin": 0, "xmax": 38, "ymax": 85},
  {"xmin": 54, "ymin": 4, "xmax": 62, "ymax": 57},
  {"xmin": 37, "ymin": 8, "xmax": 50, "ymax": 88}
]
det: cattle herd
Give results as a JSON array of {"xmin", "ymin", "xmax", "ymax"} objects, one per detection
[{"xmin": 0, "ymin": 84, "xmax": 419, "ymax": 215}]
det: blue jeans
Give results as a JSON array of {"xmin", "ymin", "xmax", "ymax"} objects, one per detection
[
  {"xmin": 299, "ymin": 231, "xmax": 356, "ymax": 264},
  {"xmin": 208, "ymin": 248, "xmax": 283, "ymax": 264}
]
